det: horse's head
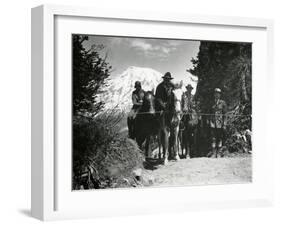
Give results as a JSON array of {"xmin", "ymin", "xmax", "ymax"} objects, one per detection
[
  {"xmin": 165, "ymin": 87, "xmax": 183, "ymax": 128},
  {"xmin": 141, "ymin": 91, "xmax": 156, "ymax": 114},
  {"xmin": 171, "ymin": 88, "xmax": 183, "ymax": 113}
]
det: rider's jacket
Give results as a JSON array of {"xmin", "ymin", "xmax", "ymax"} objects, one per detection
[
  {"xmin": 155, "ymin": 81, "xmax": 174, "ymax": 111},
  {"xmin": 132, "ymin": 89, "xmax": 145, "ymax": 110},
  {"xmin": 209, "ymin": 99, "xmax": 227, "ymax": 129},
  {"xmin": 181, "ymin": 92, "xmax": 196, "ymax": 113}
]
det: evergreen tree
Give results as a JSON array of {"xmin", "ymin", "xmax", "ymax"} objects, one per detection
[
  {"xmin": 72, "ymin": 34, "xmax": 112, "ymax": 117},
  {"xmin": 188, "ymin": 42, "xmax": 252, "ymax": 117},
  {"xmin": 189, "ymin": 42, "xmax": 252, "ymax": 154}
]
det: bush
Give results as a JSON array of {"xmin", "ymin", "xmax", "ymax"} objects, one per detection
[
  {"xmin": 72, "ymin": 111, "xmax": 144, "ymax": 190},
  {"xmin": 223, "ymin": 105, "xmax": 252, "ymax": 154}
]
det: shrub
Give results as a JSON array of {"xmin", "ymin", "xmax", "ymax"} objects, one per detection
[
  {"xmin": 72, "ymin": 111, "xmax": 144, "ymax": 190},
  {"xmin": 223, "ymin": 105, "xmax": 252, "ymax": 154}
]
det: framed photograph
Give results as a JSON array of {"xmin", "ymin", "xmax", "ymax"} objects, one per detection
[{"xmin": 31, "ymin": 4, "xmax": 274, "ymax": 221}]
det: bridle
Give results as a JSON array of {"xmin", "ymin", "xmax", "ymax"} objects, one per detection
[{"xmin": 167, "ymin": 92, "xmax": 183, "ymax": 127}]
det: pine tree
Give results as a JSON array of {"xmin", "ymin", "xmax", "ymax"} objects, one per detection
[
  {"xmin": 188, "ymin": 42, "xmax": 252, "ymax": 115},
  {"xmin": 72, "ymin": 34, "xmax": 112, "ymax": 117},
  {"xmin": 188, "ymin": 42, "xmax": 252, "ymax": 154}
]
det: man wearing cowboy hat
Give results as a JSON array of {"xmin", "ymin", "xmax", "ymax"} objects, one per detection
[
  {"xmin": 155, "ymin": 72, "xmax": 175, "ymax": 164},
  {"xmin": 180, "ymin": 84, "xmax": 197, "ymax": 158},
  {"xmin": 208, "ymin": 88, "xmax": 227, "ymax": 158},
  {"xmin": 155, "ymin": 72, "xmax": 175, "ymax": 111},
  {"xmin": 127, "ymin": 81, "xmax": 145, "ymax": 139}
]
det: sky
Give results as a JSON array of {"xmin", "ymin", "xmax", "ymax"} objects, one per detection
[{"xmin": 82, "ymin": 35, "xmax": 200, "ymax": 85}]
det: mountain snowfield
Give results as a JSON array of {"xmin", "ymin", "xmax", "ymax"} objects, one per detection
[
  {"xmin": 98, "ymin": 66, "xmax": 196, "ymax": 112},
  {"xmin": 98, "ymin": 66, "xmax": 163, "ymax": 112}
]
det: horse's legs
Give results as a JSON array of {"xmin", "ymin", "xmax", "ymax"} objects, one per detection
[
  {"xmin": 161, "ymin": 129, "xmax": 169, "ymax": 165},
  {"xmin": 168, "ymin": 134, "xmax": 172, "ymax": 158},
  {"xmin": 195, "ymin": 126, "xmax": 201, "ymax": 157},
  {"xmin": 136, "ymin": 136, "xmax": 145, "ymax": 156},
  {"xmin": 169, "ymin": 129, "xmax": 174, "ymax": 159},
  {"xmin": 189, "ymin": 131, "xmax": 193, "ymax": 157},
  {"xmin": 173, "ymin": 127, "xmax": 180, "ymax": 161},
  {"xmin": 145, "ymin": 135, "xmax": 151, "ymax": 158},
  {"xmin": 192, "ymin": 127, "xmax": 198, "ymax": 157},
  {"xmin": 179, "ymin": 129, "xmax": 184, "ymax": 157},
  {"xmin": 185, "ymin": 130, "xmax": 191, "ymax": 159},
  {"xmin": 158, "ymin": 132, "xmax": 162, "ymax": 159},
  {"xmin": 181, "ymin": 129, "xmax": 187, "ymax": 158},
  {"xmin": 178, "ymin": 131, "xmax": 182, "ymax": 158}
]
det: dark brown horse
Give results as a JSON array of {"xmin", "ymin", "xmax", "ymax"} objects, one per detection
[
  {"xmin": 180, "ymin": 109, "xmax": 199, "ymax": 158},
  {"xmin": 134, "ymin": 91, "xmax": 160, "ymax": 158},
  {"xmin": 134, "ymin": 87, "xmax": 182, "ymax": 165}
]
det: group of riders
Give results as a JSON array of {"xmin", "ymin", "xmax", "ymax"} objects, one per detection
[{"xmin": 127, "ymin": 72, "xmax": 227, "ymax": 163}]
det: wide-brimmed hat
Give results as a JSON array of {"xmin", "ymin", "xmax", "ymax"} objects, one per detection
[
  {"xmin": 162, "ymin": 72, "xmax": 173, "ymax": 80},
  {"xmin": 134, "ymin": 81, "xmax": 141, "ymax": 88},
  {"xmin": 186, "ymin": 84, "xmax": 193, "ymax": 90},
  {"xmin": 214, "ymin": 88, "xmax": 222, "ymax": 93}
]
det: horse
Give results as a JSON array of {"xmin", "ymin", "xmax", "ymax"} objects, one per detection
[
  {"xmin": 180, "ymin": 107, "xmax": 199, "ymax": 158},
  {"xmin": 134, "ymin": 91, "xmax": 160, "ymax": 158},
  {"xmin": 155, "ymin": 85, "xmax": 183, "ymax": 165},
  {"xmin": 134, "ymin": 87, "xmax": 182, "ymax": 165},
  {"xmin": 167, "ymin": 87, "xmax": 183, "ymax": 161}
]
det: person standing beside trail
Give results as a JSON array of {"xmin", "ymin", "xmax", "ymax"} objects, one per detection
[
  {"xmin": 208, "ymin": 88, "xmax": 227, "ymax": 158},
  {"xmin": 127, "ymin": 81, "xmax": 145, "ymax": 139}
]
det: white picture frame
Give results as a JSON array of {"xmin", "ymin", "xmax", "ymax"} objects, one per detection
[{"xmin": 31, "ymin": 4, "xmax": 274, "ymax": 221}]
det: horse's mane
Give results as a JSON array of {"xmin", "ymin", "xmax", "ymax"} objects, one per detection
[
  {"xmin": 145, "ymin": 90, "xmax": 154, "ymax": 95},
  {"xmin": 167, "ymin": 92, "xmax": 177, "ymax": 113}
]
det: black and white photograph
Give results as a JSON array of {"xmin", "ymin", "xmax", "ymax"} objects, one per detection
[
  {"xmin": 1, "ymin": 0, "xmax": 280, "ymax": 223},
  {"xmin": 72, "ymin": 34, "xmax": 252, "ymax": 190}
]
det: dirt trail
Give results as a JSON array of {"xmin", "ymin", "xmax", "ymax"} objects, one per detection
[{"xmin": 144, "ymin": 155, "xmax": 252, "ymax": 187}]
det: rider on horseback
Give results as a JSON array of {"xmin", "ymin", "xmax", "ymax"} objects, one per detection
[
  {"xmin": 180, "ymin": 84, "xmax": 198, "ymax": 158},
  {"xmin": 155, "ymin": 72, "xmax": 175, "ymax": 164},
  {"xmin": 155, "ymin": 72, "xmax": 174, "ymax": 111},
  {"xmin": 181, "ymin": 84, "xmax": 195, "ymax": 113},
  {"xmin": 128, "ymin": 81, "xmax": 145, "ymax": 139}
]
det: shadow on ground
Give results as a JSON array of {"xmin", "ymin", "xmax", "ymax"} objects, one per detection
[
  {"xmin": 143, "ymin": 155, "xmax": 189, "ymax": 170},
  {"xmin": 18, "ymin": 209, "xmax": 31, "ymax": 217},
  {"xmin": 143, "ymin": 158, "xmax": 163, "ymax": 170}
]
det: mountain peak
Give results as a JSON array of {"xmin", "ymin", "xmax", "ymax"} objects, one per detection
[{"xmin": 99, "ymin": 66, "xmax": 163, "ymax": 112}]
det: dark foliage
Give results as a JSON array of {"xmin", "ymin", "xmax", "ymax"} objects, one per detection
[
  {"xmin": 189, "ymin": 42, "xmax": 251, "ymax": 114},
  {"xmin": 72, "ymin": 35, "xmax": 143, "ymax": 189},
  {"xmin": 188, "ymin": 42, "xmax": 252, "ymax": 153},
  {"xmin": 72, "ymin": 34, "xmax": 112, "ymax": 116},
  {"xmin": 72, "ymin": 112, "xmax": 144, "ymax": 190}
]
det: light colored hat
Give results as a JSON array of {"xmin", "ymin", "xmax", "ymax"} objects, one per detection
[{"xmin": 214, "ymin": 88, "xmax": 222, "ymax": 93}]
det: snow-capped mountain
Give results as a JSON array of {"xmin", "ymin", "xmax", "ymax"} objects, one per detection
[{"xmin": 99, "ymin": 66, "xmax": 163, "ymax": 112}]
